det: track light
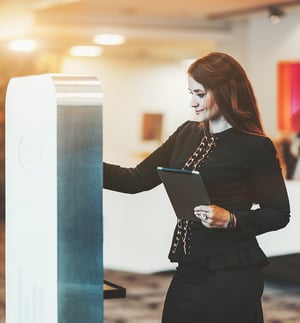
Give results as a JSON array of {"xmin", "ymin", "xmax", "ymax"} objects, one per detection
[{"xmin": 269, "ymin": 6, "xmax": 284, "ymax": 24}]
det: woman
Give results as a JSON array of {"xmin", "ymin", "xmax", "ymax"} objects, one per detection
[{"xmin": 104, "ymin": 52, "xmax": 290, "ymax": 323}]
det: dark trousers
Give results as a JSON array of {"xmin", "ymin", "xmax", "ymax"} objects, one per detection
[{"xmin": 162, "ymin": 264, "xmax": 264, "ymax": 323}]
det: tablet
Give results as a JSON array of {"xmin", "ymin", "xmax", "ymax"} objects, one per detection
[{"xmin": 157, "ymin": 167, "xmax": 210, "ymax": 221}]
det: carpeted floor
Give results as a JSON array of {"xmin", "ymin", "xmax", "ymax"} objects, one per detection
[{"xmin": 104, "ymin": 268, "xmax": 300, "ymax": 323}]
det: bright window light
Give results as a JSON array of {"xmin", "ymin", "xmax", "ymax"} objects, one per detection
[
  {"xmin": 69, "ymin": 45, "xmax": 102, "ymax": 57},
  {"xmin": 93, "ymin": 34, "xmax": 126, "ymax": 46},
  {"xmin": 8, "ymin": 39, "xmax": 37, "ymax": 52}
]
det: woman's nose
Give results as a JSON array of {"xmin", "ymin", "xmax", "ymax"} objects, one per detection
[{"xmin": 190, "ymin": 98, "xmax": 199, "ymax": 108}]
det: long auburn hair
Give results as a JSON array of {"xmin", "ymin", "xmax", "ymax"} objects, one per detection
[{"xmin": 187, "ymin": 52, "xmax": 265, "ymax": 136}]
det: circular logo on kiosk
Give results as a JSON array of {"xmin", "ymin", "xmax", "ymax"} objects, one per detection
[{"xmin": 19, "ymin": 134, "xmax": 42, "ymax": 171}]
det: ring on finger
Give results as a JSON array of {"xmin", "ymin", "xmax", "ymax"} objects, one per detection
[{"xmin": 200, "ymin": 212, "xmax": 207, "ymax": 220}]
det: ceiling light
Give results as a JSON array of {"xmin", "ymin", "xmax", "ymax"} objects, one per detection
[
  {"xmin": 69, "ymin": 45, "xmax": 102, "ymax": 57},
  {"xmin": 269, "ymin": 6, "xmax": 284, "ymax": 24},
  {"xmin": 8, "ymin": 39, "xmax": 37, "ymax": 52},
  {"xmin": 93, "ymin": 34, "xmax": 126, "ymax": 46}
]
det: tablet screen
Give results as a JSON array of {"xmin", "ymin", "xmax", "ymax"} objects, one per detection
[{"xmin": 157, "ymin": 167, "xmax": 210, "ymax": 221}]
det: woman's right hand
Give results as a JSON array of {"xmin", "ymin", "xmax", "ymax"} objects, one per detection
[{"xmin": 194, "ymin": 204, "xmax": 236, "ymax": 229}]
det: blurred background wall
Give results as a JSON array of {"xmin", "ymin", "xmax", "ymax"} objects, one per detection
[{"xmin": 1, "ymin": 0, "xmax": 300, "ymax": 272}]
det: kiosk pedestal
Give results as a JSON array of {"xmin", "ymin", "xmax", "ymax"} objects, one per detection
[{"xmin": 5, "ymin": 74, "xmax": 103, "ymax": 323}]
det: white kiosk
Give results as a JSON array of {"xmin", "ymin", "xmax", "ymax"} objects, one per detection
[{"xmin": 5, "ymin": 74, "xmax": 103, "ymax": 323}]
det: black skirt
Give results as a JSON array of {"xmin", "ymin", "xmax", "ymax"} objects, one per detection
[{"xmin": 162, "ymin": 264, "xmax": 264, "ymax": 323}]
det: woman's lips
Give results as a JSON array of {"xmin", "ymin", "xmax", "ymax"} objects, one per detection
[{"xmin": 195, "ymin": 109, "xmax": 206, "ymax": 114}]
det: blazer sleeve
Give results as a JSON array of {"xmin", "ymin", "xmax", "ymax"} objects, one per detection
[
  {"xmin": 234, "ymin": 137, "xmax": 291, "ymax": 236},
  {"xmin": 103, "ymin": 121, "xmax": 189, "ymax": 193}
]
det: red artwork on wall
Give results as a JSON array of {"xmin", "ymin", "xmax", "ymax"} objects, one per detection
[{"xmin": 278, "ymin": 61, "xmax": 300, "ymax": 133}]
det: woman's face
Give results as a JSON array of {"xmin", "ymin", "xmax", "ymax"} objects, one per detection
[{"xmin": 188, "ymin": 76, "xmax": 220, "ymax": 122}]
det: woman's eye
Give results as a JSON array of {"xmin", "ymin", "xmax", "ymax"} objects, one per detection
[{"xmin": 188, "ymin": 91, "xmax": 206, "ymax": 98}]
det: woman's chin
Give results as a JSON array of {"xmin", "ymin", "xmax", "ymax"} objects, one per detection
[{"xmin": 193, "ymin": 114, "xmax": 206, "ymax": 122}]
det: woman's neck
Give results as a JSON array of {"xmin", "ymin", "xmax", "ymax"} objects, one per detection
[{"xmin": 209, "ymin": 115, "xmax": 232, "ymax": 134}]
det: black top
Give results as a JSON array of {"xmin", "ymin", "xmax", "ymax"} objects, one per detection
[{"xmin": 104, "ymin": 121, "xmax": 290, "ymax": 268}]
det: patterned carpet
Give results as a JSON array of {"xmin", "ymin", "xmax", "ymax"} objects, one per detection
[{"xmin": 104, "ymin": 268, "xmax": 300, "ymax": 323}]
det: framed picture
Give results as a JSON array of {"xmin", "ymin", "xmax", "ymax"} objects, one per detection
[{"xmin": 141, "ymin": 113, "xmax": 163, "ymax": 141}]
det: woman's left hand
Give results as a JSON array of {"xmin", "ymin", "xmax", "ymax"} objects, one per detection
[{"xmin": 194, "ymin": 204, "xmax": 230, "ymax": 228}]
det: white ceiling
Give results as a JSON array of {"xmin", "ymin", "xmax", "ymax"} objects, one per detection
[
  {"xmin": 1, "ymin": 0, "xmax": 300, "ymax": 59},
  {"xmin": 31, "ymin": 0, "xmax": 300, "ymax": 21}
]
